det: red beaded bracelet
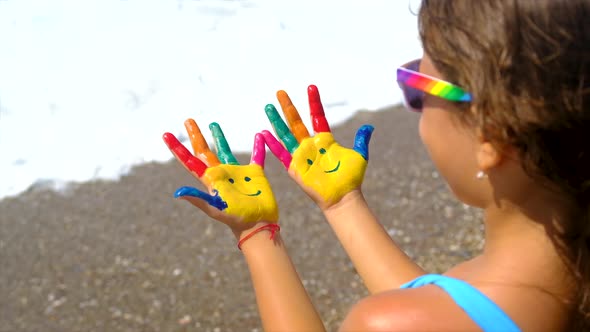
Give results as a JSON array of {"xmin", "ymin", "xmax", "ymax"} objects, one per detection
[{"xmin": 237, "ymin": 224, "xmax": 281, "ymax": 250}]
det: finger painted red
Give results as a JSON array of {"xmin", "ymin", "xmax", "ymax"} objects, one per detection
[
  {"xmin": 308, "ymin": 84, "xmax": 331, "ymax": 133},
  {"xmin": 163, "ymin": 132, "xmax": 208, "ymax": 177}
]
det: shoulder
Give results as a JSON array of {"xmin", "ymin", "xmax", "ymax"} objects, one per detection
[{"xmin": 339, "ymin": 285, "xmax": 481, "ymax": 332}]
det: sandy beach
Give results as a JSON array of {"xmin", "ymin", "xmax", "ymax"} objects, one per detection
[{"xmin": 0, "ymin": 105, "xmax": 484, "ymax": 332}]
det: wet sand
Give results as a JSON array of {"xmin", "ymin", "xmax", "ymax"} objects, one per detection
[{"xmin": 0, "ymin": 105, "xmax": 484, "ymax": 332}]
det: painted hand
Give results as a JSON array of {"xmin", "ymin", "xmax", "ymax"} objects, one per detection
[
  {"xmin": 261, "ymin": 85, "xmax": 374, "ymax": 209},
  {"xmin": 163, "ymin": 119, "xmax": 278, "ymax": 227}
]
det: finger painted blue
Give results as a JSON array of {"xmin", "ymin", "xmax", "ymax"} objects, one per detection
[
  {"xmin": 353, "ymin": 124, "xmax": 374, "ymax": 160},
  {"xmin": 174, "ymin": 186, "xmax": 228, "ymax": 211}
]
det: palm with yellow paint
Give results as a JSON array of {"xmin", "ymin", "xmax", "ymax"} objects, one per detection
[
  {"xmin": 163, "ymin": 119, "xmax": 278, "ymax": 228},
  {"xmin": 261, "ymin": 85, "xmax": 374, "ymax": 210}
]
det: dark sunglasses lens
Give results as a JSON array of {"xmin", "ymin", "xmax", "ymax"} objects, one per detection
[
  {"xmin": 400, "ymin": 84, "xmax": 423, "ymax": 112},
  {"xmin": 399, "ymin": 59, "xmax": 423, "ymax": 112},
  {"xmin": 407, "ymin": 60, "xmax": 420, "ymax": 72}
]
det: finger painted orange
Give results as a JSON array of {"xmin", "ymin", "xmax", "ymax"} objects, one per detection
[
  {"xmin": 276, "ymin": 90, "xmax": 310, "ymax": 142},
  {"xmin": 184, "ymin": 119, "xmax": 220, "ymax": 167}
]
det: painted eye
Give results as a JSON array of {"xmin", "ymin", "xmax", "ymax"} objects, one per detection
[
  {"xmin": 307, "ymin": 159, "xmax": 313, "ymax": 165},
  {"xmin": 244, "ymin": 176, "xmax": 251, "ymax": 182},
  {"xmin": 319, "ymin": 148, "xmax": 326, "ymax": 154},
  {"xmin": 229, "ymin": 178, "xmax": 235, "ymax": 184}
]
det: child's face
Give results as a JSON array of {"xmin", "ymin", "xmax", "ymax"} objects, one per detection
[{"xmin": 417, "ymin": 55, "xmax": 487, "ymax": 207}]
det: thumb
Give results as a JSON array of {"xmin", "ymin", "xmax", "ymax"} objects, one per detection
[
  {"xmin": 352, "ymin": 124, "xmax": 374, "ymax": 161},
  {"xmin": 174, "ymin": 186, "xmax": 228, "ymax": 213}
]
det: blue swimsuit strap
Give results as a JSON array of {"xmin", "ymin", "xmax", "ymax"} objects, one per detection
[{"xmin": 399, "ymin": 274, "xmax": 521, "ymax": 332}]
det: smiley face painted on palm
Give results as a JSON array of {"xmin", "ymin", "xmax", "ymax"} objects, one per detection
[
  {"xmin": 203, "ymin": 163, "xmax": 277, "ymax": 221},
  {"xmin": 262, "ymin": 85, "xmax": 374, "ymax": 206},
  {"xmin": 163, "ymin": 120, "xmax": 278, "ymax": 223},
  {"xmin": 291, "ymin": 133, "xmax": 369, "ymax": 203}
]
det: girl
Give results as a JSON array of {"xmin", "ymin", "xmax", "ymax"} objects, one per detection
[{"xmin": 163, "ymin": 0, "xmax": 589, "ymax": 330}]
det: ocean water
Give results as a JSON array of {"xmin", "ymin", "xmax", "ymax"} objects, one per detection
[{"xmin": 0, "ymin": 0, "xmax": 423, "ymax": 200}]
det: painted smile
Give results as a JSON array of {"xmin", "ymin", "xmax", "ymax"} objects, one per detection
[
  {"xmin": 245, "ymin": 190, "xmax": 262, "ymax": 196},
  {"xmin": 324, "ymin": 161, "xmax": 341, "ymax": 173}
]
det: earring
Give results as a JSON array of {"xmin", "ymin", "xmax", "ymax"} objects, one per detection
[{"xmin": 476, "ymin": 171, "xmax": 487, "ymax": 179}]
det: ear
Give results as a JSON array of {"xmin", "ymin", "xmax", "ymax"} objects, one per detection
[
  {"xmin": 476, "ymin": 142, "xmax": 502, "ymax": 172},
  {"xmin": 475, "ymin": 133, "xmax": 503, "ymax": 173}
]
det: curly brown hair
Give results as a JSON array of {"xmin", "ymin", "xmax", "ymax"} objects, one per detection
[{"xmin": 418, "ymin": 0, "xmax": 590, "ymax": 329}]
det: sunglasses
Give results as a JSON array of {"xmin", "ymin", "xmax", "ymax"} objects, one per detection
[{"xmin": 396, "ymin": 59, "xmax": 472, "ymax": 112}]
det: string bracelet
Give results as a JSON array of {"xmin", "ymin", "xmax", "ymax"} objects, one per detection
[{"xmin": 237, "ymin": 224, "xmax": 281, "ymax": 250}]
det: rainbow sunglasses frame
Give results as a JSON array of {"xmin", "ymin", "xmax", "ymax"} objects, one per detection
[{"xmin": 397, "ymin": 59, "xmax": 472, "ymax": 112}]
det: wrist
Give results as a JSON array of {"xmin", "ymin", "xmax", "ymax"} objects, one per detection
[
  {"xmin": 322, "ymin": 189, "xmax": 366, "ymax": 221},
  {"xmin": 231, "ymin": 221, "xmax": 270, "ymax": 240},
  {"xmin": 234, "ymin": 222, "xmax": 281, "ymax": 250}
]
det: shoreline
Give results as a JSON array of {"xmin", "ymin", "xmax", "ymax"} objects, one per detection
[
  {"xmin": 0, "ymin": 104, "xmax": 401, "ymax": 205},
  {"xmin": 0, "ymin": 106, "xmax": 484, "ymax": 331}
]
